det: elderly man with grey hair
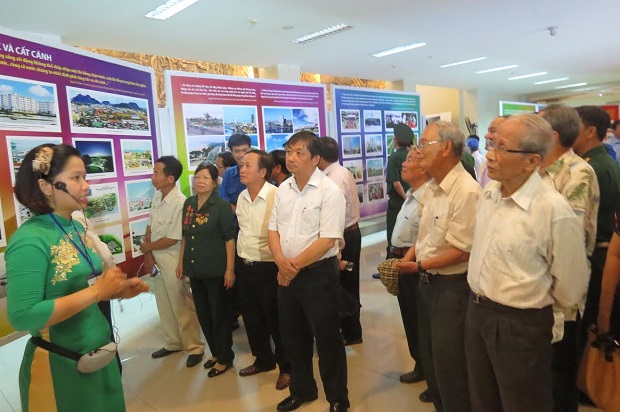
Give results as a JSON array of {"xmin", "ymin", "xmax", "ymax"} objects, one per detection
[
  {"xmin": 538, "ymin": 103, "xmax": 599, "ymax": 412},
  {"xmin": 397, "ymin": 120, "xmax": 480, "ymax": 412},
  {"xmin": 466, "ymin": 114, "xmax": 590, "ymax": 412}
]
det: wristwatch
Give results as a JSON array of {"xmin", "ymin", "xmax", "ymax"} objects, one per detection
[{"xmin": 417, "ymin": 261, "xmax": 423, "ymax": 273}]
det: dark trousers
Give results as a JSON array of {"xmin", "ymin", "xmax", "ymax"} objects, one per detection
[
  {"xmin": 189, "ymin": 276, "xmax": 234, "ymax": 364},
  {"xmin": 236, "ymin": 257, "xmax": 290, "ymax": 373},
  {"xmin": 465, "ymin": 297, "xmax": 553, "ymax": 412},
  {"xmin": 278, "ymin": 257, "xmax": 348, "ymax": 404},
  {"xmin": 340, "ymin": 226, "xmax": 362, "ymax": 341},
  {"xmin": 418, "ymin": 274, "xmax": 470, "ymax": 412},
  {"xmin": 552, "ymin": 320, "xmax": 580, "ymax": 412},
  {"xmin": 386, "ymin": 196, "xmax": 405, "ymax": 249}
]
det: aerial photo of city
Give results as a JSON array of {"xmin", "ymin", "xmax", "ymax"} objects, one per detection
[
  {"xmin": 223, "ymin": 106, "xmax": 258, "ymax": 135},
  {"xmin": 126, "ymin": 179, "xmax": 155, "ymax": 217},
  {"xmin": 68, "ymin": 87, "xmax": 150, "ymax": 135},
  {"xmin": 184, "ymin": 103, "xmax": 224, "ymax": 136},
  {"xmin": 74, "ymin": 138, "xmax": 116, "ymax": 178},
  {"xmin": 121, "ymin": 139, "xmax": 154, "ymax": 175},
  {"xmin": 263, "ymin": 107, "xmax": 293, "ymax": 134},
  {"xmin": 187, "ymin": 135, "xmax": 226, "ymax": 168},
  {"xmin": 0, "ymin": 75, "xmax": 59, "ymax": 131}
]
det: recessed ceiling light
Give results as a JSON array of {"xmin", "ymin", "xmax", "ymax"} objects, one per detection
[
  {"xmin": 534, "ymin": 77, "xmax": 570, "ymax": 85},
  {"xmin": 145, "ymin": 0, "xmax": 199, "ymax": 20},
  {"xmin": 554, "ymin": 82, "xmax": 588, "ymax": 89},
  {"xmin": 371, "ymin": 43, "xmax": 427, "ymax": 58},
  {"xmin": 475, "ymin": 65, "xmax": 519, "ymax": 74},
  {"xmin": 439, "ymin": 57, "xmax": 487, "ymax": 68},
  {"xmin": 292, "ymin": 24, "xmax": 352, "ymax": 44},
  {"xmin": 507, "ymin": 72, "xmax": 548, "ymax": 80}
]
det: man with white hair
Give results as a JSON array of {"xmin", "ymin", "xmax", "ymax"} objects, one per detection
[{"xmin": 466, "ymin": 114, "xmax": 589, "ymax": 412}]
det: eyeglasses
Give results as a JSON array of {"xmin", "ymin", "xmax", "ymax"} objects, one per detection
[
  {"xmin": 485, "ymin": 139, "xmax": 538, "ymax": 155},
  {"xmin": 417, "ymin": 140, "xmax": 442, "ymax": 150}
]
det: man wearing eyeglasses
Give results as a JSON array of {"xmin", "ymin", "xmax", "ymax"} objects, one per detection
[
  {"xmin": 466, "ymin": 114, "xmax": 589, "ymax": 412},
  {"xmin": 396, "ymin": 121, "xmax": 480, "ymax": 412}
]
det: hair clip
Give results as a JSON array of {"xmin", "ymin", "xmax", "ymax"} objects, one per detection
[{"xmin": 32, "ymin": 146, "xmax": 54, "ymax": 175}]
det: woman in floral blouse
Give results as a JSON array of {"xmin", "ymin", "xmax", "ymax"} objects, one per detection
[{"xmin": 177, "ymin": 162, "xmax": 236, "ymax": 377}]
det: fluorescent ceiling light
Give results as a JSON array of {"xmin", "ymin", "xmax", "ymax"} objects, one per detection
[
  {"xmin": 508, "ymin": 72, "xmax": 548, "ymax": 80},
  {"xmin": 439, "ymin": 57, "xmax": 487, "ymax": 68},
  {"xmin": 145, "ymin": 0, "xmax": 199, "ymax": 20},
  {"xmin": 371, "ymin": 43, "xmax": 427, "ymax": 58},
  {"xmin": 554, "ymin": 82, "xmax": 588, "ymax": 89},
  {"xmin": 292, "ymin": 24, "xmax": 352, "ymax": 44},
  {"xmin": 534, "ymin": 77, "xmax": 569, "ymax": 85},
  {"xmin": 475, "ymin": 65, "xmax": 518, "ymax": 74}
]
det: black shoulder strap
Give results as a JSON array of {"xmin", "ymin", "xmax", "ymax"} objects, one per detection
[{"xmin": 31, "ymin": 337, "xmax": 82, "ymax": 361}]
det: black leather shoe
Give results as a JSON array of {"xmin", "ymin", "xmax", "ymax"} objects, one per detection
[
  {"xmin": 151, "ymin": 348, "xmax": 181, "ymax": 359},
  {"xmin": 276, "ymin": 395, "xmax": 317, "ymax": 411},
  {"xmin": 207, "ymin": 363, "xmax": 233, "ymax": 378},
  {"xmin": 343, "ymin": 337, "xmax": 363, "ymax": 346},
  {"xmin": 186, "ymin": 353, "xmax": 203, "ymax": 368},
  {"xmin": 371, "ymin": 273, "xmax": 381, "ymax": 279},
  {"xmin": 419, "ymin": 389, "xmax": 432, "ymax": 403},
  {"xmin": 399, "ymin": 370, "xmax": 424, "ymax": 383},
  {"xmin": 203, "ymin": 358, "xmax": 217, "ymax": 369},
  {"xmin": 329, "ymin": 401, "xmax": 349, "ymax": 411}
]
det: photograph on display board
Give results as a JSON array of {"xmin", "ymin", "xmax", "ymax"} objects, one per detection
[
  {"xmin": 225, "ymin": 133, "xmax": 259, "ymax": 150},
  {"xmin": 365, "ymin": 134, "xmax": 384, "ymax": 156},
  {"xmin": 292, "ymin": 108, "xmax": 319, "ymax": 134},
  {"xmin": 6, "ymin": 136, "xmax": 63, "ymax": 185},
  {"xmin": 265, "ymin": 133, "xmax": 290, "ymax": 152},
  {"xmin": 13, "ymin": 194, "xmax": 34, "ymax": 227},
  {"xmin": 96, "ymin": 223, "xmax": 126, "ymax": 264},
  {"xmin": 263, "ymin": 107, "xmax": 293, "ymax": 134},
  {"xmin": 363, "ymin": 110, "xmax": 382, "ymax": 132},
  {"xmin": 223, "ymin": 106, "xmax": 258, "ymax": 135},
  {"xmin": 340, "ymin": 109, "xmax": 360, "ymax": 132},
  {"xmin": 366, "ymin": 158, "xmax": 385, "ymax": 180},
  {"xmin": 0, "ymin": 74, "xmax": 61, "ymax": 132},
  {"xmin": 0, "ymin": 253, "xmax": 5, "ymax": 299},
  {"xmin": 189, "ymin": 175, "xmax": 195, "ymax": 196},
  {"xmin": 356, "ymin": 184, "xmax": 364, "ymax": 204},
  {"xmin": 84, "ymin": 182, "xmax": 121, "ymax": 224},
  {"xmin": 368, "ymin": 181, "xmax": 385, "ymax": 202},
  {"xmin": 125, "ymin": 179, "xmax": 155, "ymax": 218},
  {"xmin": 343, "ymin": 159, "xmax": 363, "ymax": 182},
  {"xmin": 129, "ymin": 218, "xmax": 148, "ymax": 258},
  {"xmin": 341, "ymin": 135, "xmax": 361, "ymax": 159},
  {"xmin": 386, "ymin": 134, "xmax": 395, "ymax": 154},
  {"xmin": 120, "ymin": 139, "xmax": 154, "ymax": 176},
  {"xmin": 73, "ymin": 138, "xmax": 117, "ymax": 179},
  {"xmin": 186, "ymin": 135, "xmax": 226, "ymax": 170},
  {"xmin": 402, "ymin": 112, "xmax": 418, "ymax": 129},
  {"xmin": 0, "ymin": 196, "xmax": 6, "ymax": 248},
  {"xmin": 183, "ymin": 103, "xmax": 224, "ymax": 136},
  {"xmin": 67, "ymin": 86, "xmax": 150, "ymax": 136},
  {"xmin": 385, "ymin": 111, "xmax": 403, "ymax": 129}
]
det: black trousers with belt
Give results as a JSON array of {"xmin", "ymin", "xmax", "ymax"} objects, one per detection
[
  {"xmin": 418, "ymin": 273, "xmax": 470, "ymax": 412},
  {"xmin": 236, "ymin": 256, "xmax": 290, "ymax": 373},
  {"xmin": 340, "ymin": 225, "xmax": 362, "ymax": 341},
  {"xmin": 389, "ymin": 249, "xmax": 423, "ymax": 375},
  {"xmin": 189, "ymin": 276, "xmax": 234, "ymax": 364},
  {"xmin": 278, "ymin": 256, "xmax": 349, "ymax": 404},
  {"xmin": 465, "ymin": 295, "xmax": 554, "ymax": 412}
]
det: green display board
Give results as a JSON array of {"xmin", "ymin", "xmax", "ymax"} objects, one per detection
[{"xmin": 499, "ymin": 101, "xmax": 538, "ymax": 116}]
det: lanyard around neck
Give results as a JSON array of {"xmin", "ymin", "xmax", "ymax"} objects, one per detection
[{"xmin": 49, "ymin": 213, "xmax": 96, "ymax": 274}]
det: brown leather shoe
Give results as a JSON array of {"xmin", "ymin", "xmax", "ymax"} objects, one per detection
[
  {"xmin": 239, "ymin": 364, "xmax": 276, "ymax": 377},
  {"xmin": 275, "ymin": 372, "xmax": 291, "ymax": 390}
]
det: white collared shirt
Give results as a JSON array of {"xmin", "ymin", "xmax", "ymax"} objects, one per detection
[
  {"xmin": 322, "ymin": 162, "xmax": 360, "ymax": 228},
  {"xmin": 236, "ymin": 181, "xmax": 277, "ymax": 262},
  {"xmin": 391, "ymin": 182, "xmax": 429, "ymax": 248},
  {"xmin": 147, "ymin": 188, "xmax": 185, "ymax": 259},
  {"xmin": 468, "ymin": 172, "xmax": 590, "ymax": 310},
  {"xmin": 268, "ymin": 168, "xmax": 345, "ymax": 259},
  {"xmin": 415, "ymin": 162, "xmax": 480, "ymax": 275}
]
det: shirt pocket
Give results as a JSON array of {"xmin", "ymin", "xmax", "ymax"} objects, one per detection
[
  {"xmin": 151, "ymin": 215, "xmax": 171, "ymax": 240},
  {"xmin": 300, "ymin": 206, "xmax": 320, "ymax": 236},
  {"xmin": 429, "ymin": 217, "xmax": 449, "ymax": 246}
]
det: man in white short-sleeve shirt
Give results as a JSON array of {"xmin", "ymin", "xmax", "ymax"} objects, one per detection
[
  {"xmin": 140, "ymin": 156, "xmax": 205, "ymax": 368},
  {"xmin": 268, "ymin": 131, "xmax": 349, "ymax": 412}
]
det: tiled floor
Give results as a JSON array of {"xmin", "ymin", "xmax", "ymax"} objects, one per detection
[{"xmin": 0, "ymin": 232, "xmax": 602, "ymax": 411}]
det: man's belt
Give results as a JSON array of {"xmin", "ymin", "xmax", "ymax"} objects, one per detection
[
  {"xmin": 389, "ymin": 246, "xmax": 410, "ymax": 258},
  {"xmin": 299, "ymin": 256, "xmax": 337, "ymax": 273},
  {"xmin": 596, "ymin": 241, "xmax": 610, "ymax": 249},
  {"xmin": 344, "ymin": 222, "xmax": 360, "ymax": 234},
  {"xmin": 419, "ymin": 271, "xmax": 467, "ymax": 284}
]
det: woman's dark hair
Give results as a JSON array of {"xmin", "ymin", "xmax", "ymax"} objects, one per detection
[
  {"xmin": 194, "ymin": 163, "xmax": 219, "ymax": 187},
  {"xmin": 217, "ymin": 151, "xmax": 236, "ymax": 168},
  {"xmin": 15, "ymin": 143, "xmax": 82, "ymax": 215}
]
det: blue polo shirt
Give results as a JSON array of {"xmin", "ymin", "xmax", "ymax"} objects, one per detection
[{"xmin": 219, "ymin": 165, "xmax": 246, "ymax": 205}]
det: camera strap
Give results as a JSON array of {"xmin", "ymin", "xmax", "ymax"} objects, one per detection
[{"xmin": 31, "ymin": 336, "xmax": 81, "ymax": 361}]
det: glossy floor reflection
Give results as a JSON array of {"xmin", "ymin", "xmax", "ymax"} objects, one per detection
[{"xmin": 0, "ymin": 232, "xmax": 603, "ymax": 411}]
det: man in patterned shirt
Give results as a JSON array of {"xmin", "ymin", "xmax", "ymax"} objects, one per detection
[{"xmin": 539, "ymin": 104, "xmax": 600, "ymax": 412}]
